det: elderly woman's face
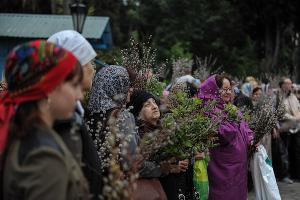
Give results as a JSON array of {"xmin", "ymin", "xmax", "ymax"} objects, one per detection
[
  {"xmin": 82, "ymin": 61, "xmax": 96, "ymax": 90},
  {"xmin": 219, "ymin": 78, "xmax": 232, "ymax": 103},
  {"xmin": 139, "ymin": 98, "xmax": 160, "ymax": 124}
]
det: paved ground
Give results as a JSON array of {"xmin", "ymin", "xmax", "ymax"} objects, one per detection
[{"xmin": 248, "ymin": 181, "xmax": 300, "ymax": 200}]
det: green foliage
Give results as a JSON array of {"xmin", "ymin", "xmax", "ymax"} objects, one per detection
[
  {"xmin": 169, "ymin": 42, "xmax": 192, "ymax": 60},
  {"xmin": 224, "ymin": 103, "xmax": 239, "ymax": 122},
  {"xmin": 2, "ymin": 0, "xmax": 299, "ymax": 78},
  {"xmin": 96, "ymin": 48, "xmax": 122, "ymax": 65},
  {"xmin": 226, "ymin": 37, "xmax": 260, "ymax": 77},
  {"xmin": 140, "ymin": 91, "xmax": 219, "ymax": 161},
  {"xmin": 162, "ymin": 92, "xmax": 218, "ymax": 158},
  {"xmin": 161, "ymin": 113, "xmax": 216, "ymax": 158},
  {"xmin": 223, "ymin": 103, "xmax": 251, "ymax": 122},
  {"xmin": 242, "ymin": 111, "xmax": 251, "ymax": 122},
  {"xmin": 145, "ymin": 77, "xmax": 166, "ymax": 97}
]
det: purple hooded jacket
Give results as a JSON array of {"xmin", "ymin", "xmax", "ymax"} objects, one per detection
[{"xmin": 197, "ymin": 75, "xmax": 253, "ymax": 200}]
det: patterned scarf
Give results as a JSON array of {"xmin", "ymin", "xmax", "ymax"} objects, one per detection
[{"xmin": 88, "ymin": 65, "xmax": 130, "ymax": 113}]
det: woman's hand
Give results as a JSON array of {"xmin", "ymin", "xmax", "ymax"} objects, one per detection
[
  {"xmin": 178, "ymin": 159, "xmax": 189, "ymax": 172},
  {"xmin": 167, "ymin": 160, "xmax": 189, "ymax": 174},
  {"xmin": 194, "ymin": 152, "xmax": 205, "ymax": 160},
  {"xmin": 160, "ymin": 161, "xmax": 180, "ymax": 174},
  {"xmin": 159, "ymin": 157, "xmax": 177, "ymax": 174},
  {"xmin": 160, "ymin": 158, "xmax": 189, "ymax": 174},
  {"xmin": 249, "ymin": 139, "xmax": 260, "ymax": 152},
  {"xmin": 133, "ymin": 154, "xmax": 144, "ymax": 171}
]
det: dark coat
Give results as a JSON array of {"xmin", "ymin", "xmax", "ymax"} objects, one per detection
[
  {"xmin": 159, "ymin": 162, "xmax": 194, "ymax": 200},
  {"xmin": 3, "ymin": 125, "xmax": 89, "ymax": 200},
  {"xmin": 54, "ymin": 106, "xmax": 102, "ymax": 200},
  {"xmin": 137, "ymin": 120, "xmax": 195, "ymax": 199}
]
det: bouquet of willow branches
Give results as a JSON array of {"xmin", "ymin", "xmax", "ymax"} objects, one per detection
[
  {"xmin": 171, "ymin": 58, "xmax": 193, "ymax": 82},
  {"xmin": 248, "ymin": 97, "xmax": 285, "ymax": 155},
  {"xmin": 118, "ymin": 37, "xmax": 167, "ymax": 97},
  {"xmin": 145, "ymin": 76, "xmax": 166, "ymax": 97},
  {"xmin": 139, "ymin": 86, "xmax": 219, "ymax": 162},
  {"xmin": 193, "ymin": 55, "xmax": 222, "ymax": 82},
  {"xmin": 100, "ymin": 109, "xmax": 139, "ymax": 200}
]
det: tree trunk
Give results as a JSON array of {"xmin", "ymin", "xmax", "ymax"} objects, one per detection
[
  {"xmin": 293, "ymin": 33, "xmax": 300, "ymax": 82},
  {"xmin": 50, "ymin": 1, "xmax": 56, "ymax": 14},
  {"xmin": 261, "ymin": 20, "xmax": 281, "ymax": 74},
  {"xmin": 63, "ymin": 0, "xmax": 71, "ymax": 14},
  {"xmin": 262, "ymin": 23, "xmax": 273, "ymax": 73},
  {"xmin": 271, "ymin": 21, "xmax": 280, "ymax": 73}
]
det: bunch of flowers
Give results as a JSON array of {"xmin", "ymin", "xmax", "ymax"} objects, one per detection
[{"xmin": 139, "ymin": 85, "xmax": 219, "ymax": 161}]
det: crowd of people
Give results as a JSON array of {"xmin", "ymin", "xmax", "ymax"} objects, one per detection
[
  {"xmin": 235, "ymin": 76, "xmax": 300, "ymax": 185},
  {"xmin": 0, "ymin": 30, "xmax": 299, "ymax": 200}
]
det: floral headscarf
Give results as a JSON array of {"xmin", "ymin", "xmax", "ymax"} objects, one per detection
[{"xmin": 88, "ymin": 65, "xmax": 130, "ymax": 113}]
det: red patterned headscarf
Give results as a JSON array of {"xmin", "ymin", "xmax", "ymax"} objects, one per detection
[
  {"xmin": 0, "ymin": 40, "xmax": 78, "ymax": 153},
  {"xmin": 0, "ymin": 81, "xmax": 7, "ymax": 94}
]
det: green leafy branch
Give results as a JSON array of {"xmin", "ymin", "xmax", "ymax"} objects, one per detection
[{"xmin": 139, "ymin": 92, "xmax": 219, "ymax": 161}]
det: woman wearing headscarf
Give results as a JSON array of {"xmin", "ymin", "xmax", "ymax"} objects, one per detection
[
  {"xmin": 197, "ymin": 74, "xmax": 253, "ymax": 200},
  {"xmin": 0, "ymin": 40, "xmax": 89, "ymax": 199},
  {"xmin": 47, "ymin": 30, "xmax": 96, "ymax": 92},
  {"xmin": 128, "ymin": 90, "xmax": 195, "ymax": 200},
  {"xmin": 85, "ymin": 65, "xmax": 138, "ymax": 174},
  {"xmin": 48, "ymin": 30, "xmax": 102, "ymax": 199}
]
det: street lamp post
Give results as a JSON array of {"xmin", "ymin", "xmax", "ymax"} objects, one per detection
[{"xmin": 69, "ymin": 0, "xmax": 87, "ymax": 34}]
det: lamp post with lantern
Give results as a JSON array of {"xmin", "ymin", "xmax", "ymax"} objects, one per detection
[{"xmin": 69, "ymin": 0, "xmax": 87, "ymax": 34}]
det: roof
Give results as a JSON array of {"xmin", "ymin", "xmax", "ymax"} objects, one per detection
[{"xmin": 0, "ymin": 13, "xmax": 109, "ymax": 39}]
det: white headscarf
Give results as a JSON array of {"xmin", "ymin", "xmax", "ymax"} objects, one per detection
[{"xmin": 47, "ymin": 30, "xmax": 96, "ymax": 65}]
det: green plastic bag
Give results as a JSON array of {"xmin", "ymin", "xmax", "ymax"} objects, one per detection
[{"xmin": 193, "ymin": 155, "xmax": 209, "ymax": 200}]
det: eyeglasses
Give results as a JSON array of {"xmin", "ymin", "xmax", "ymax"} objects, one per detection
[
  {"xmin": 219, "ymin": 88, "xmax": 232, "ymax": 93},
  {"xmin": 91, "ymin": 60, "xmax": 97, "ymax": 70},
  {"xmin": 90, "ymin": 59, "xmax": 109, "ymax": 71}
]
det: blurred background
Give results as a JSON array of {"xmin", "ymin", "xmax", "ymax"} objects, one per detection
[{"xmin": 1, "ymin": 0, "xmax": 300, "ymax": 80}]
